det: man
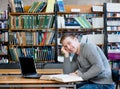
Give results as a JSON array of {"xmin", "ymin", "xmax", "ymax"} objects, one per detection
[{"xmin": 60, "ymin": 34, "xmax": 114, "ymax": 89}]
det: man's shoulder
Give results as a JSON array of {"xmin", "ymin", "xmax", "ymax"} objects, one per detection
[{"xmin": 81, "ymin": 42, "xmax": 96, "ymax": 48}]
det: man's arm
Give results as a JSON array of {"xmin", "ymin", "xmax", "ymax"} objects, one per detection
[
  {"xmin": 80, "ymin": 43, "xmax": 105, "ymax": 80},
  {"xmin": 63, "ymin": 55, "xmax": 78, "ymax": 74}
]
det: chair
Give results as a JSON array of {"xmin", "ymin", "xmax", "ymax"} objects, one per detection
[{"xmin": 112, "ymin": 69, "xmax": 119, "ymax": 89}]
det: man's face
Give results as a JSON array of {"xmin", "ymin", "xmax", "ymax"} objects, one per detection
[{"xmin": 62, "ymin": 37, "xmax": 78, "ymax": 53}]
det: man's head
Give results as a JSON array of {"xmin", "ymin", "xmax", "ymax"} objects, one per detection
[{"xmin": 60, "ymin": 34, "xmax": 80, "ymax": 54}]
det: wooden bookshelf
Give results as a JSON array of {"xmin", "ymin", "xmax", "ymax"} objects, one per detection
[
  {"xmin": 8, "ymin": 7, "xmax": 56, "ymax": 63},
  {"xmin": 57, "ymin": 4, "xmax": 104, "ymax": 58}
]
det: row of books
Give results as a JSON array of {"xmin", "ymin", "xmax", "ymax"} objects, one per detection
[
  {"xmin": 107, "ymin": 26, "xmax": 120, "ymax": 31},
  {"xmin": 9, "ymin": 0, "xmax": 24, "ymax": 12},
  {"xmin": 0, "ymin": 10, "xmax": 8, "ymax": 19},
  {"xmin": 108, "ymin": 42, "xmax": 120, "ymax": 49},
  {"xmin": 0, "ymin": 32, "xmax": 8, "ymax": 42},
  {"xmin": 28, "ymin": 0, "xmax": 55, "ymax": 13},
  {"xmin": 65, "ymin": 13, "xmax": 99, "ymax": 19},
  {"xmin": 74, "ymin": 16, "xmax": 92, "ymax": 28},
  {"xmin": 9, "ymin": 0, "xmax": 65, "ymax": 13},
  {"xmin": 57, "ymin": 16, "xmax": 93, "ymax": 28},
  {"xmin": 57, "ymin": 13, "xmax": 104, "ymax": 29},
  {"xmin": 45, "ymin": 0, "xmax": 65, "ymax": 12},
  {"xmin": 9, "ymin": 46, "xmax": 55, "ymax": 62},
  {"xmin": 107, "ymin": 12, "xmax": 120, "ymax": 17},
  {"xmin": 9, "ymin": 32, "xmax": 55, "ymax": 45},
  {"xmin": 10, "ymin": 15, "xmax": 54, "ymax": 29}
]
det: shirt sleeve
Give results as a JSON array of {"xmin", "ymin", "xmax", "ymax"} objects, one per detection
[
  {"xmin": 80, "ymin": 43, "xmax": 105, "ymax": 80},
  {"xmin": 63, "ymin": 54, "xmax": 78, "ymax": 74}
]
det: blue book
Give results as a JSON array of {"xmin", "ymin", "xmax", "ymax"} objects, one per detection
[
  {"xmin": 65, "ymin": 18, "xmax": 81, "ymax": 26},
  {"xmin": 57, "ymin": 0, "xmax": 65, "ymax": 12}
]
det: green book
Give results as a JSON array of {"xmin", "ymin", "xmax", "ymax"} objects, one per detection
[
  {"xmin": 28, "ymin": 2, "xmax": 39, "ymax": 13},
  {"xmin": 74, "ymin": 17, "xmax": 86, "ymax": 28},
  {"xmin": 43, "ymin": 15, "xmax": 52, "ymax": 29},
  {"xmin": 82, "ymin": 17, "xmax": 92, "ymax": 28},
  {"xmin": 32, "ymin": 2, "xmax": 41, "ymax": 12},
  {"xmin": 16, "ymin": 16, "xmax": 19, "ymax": 29},
  {"xmin": 47, "ymin": 15, "xmax": 54, "ymax": 28},
  {"xmin": 39, "ymin": 15, "xmax": 45, "ymax": 28},
  {"xmin": 16, "ymin": 48, "xmax": 22, "ymax": 57},
  {"xmin": 9, "ymin": 48, "xmax": 17, "ymax": 61},
  {"xmin": 35, "ymin": 1, "xmax": 47, "ymax": 12}
]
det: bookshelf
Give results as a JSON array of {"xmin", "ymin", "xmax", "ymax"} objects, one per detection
[
  {"xmin": 56, "ymin": 4, "xmax": 104, "ymax": 59},
  {"xmin": 8, "ymin": 12, "xmax": 57, "ymax": 63},
  {"xmin": 0, "ymin": 0, "xmax": 62, "ymax": 69},
  {"xmin": 103, "ymin": 3, "xmax": 120, "ymax": 70},
  {"xmin": 0, "ymin": 10, "xmax": 9, "ymax": 63},
  {"xmin": 8, "ymin": 0, "xmax": 59, "ymax": 65}
]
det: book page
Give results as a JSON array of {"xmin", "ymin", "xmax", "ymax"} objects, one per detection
[
  {"xmin": 40, "ymin": 75, "xmax": 53, "ymax": 80},
  {"xmin": 40, "ymin": 74, "xmax": 83, "ymax": 83}
]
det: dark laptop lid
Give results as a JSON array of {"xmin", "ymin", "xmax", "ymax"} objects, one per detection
[{"xmin": 19, "ymin": 57, "xmax": 37, "ymax": 76}]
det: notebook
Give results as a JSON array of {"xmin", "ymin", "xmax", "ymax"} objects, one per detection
[{"xmin": 19, "ymin": 57, "xmax": 41, "ymax": 79}]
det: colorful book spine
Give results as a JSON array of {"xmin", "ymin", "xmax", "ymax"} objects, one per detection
[
  {"xmin": 57, "ymin": 0, "xmax": 65, "ymax": 12},
  {"xmin": 46, "ymin": 0, "xmax": 55, "ymax": 12}
]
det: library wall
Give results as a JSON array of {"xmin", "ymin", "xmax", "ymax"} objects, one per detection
[{"xmin": 0, "ymin": 0, "xmax": 112, "ymax": 11}]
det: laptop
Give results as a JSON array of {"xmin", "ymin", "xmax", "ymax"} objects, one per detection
[{"xmin": 19, "ymin": 57, "xmax": 41, "ymax": 79}]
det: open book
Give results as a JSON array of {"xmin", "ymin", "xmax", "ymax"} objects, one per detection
[{"xmin": 40, "ymin": 74, "xmax": 83, "ymax": 83}]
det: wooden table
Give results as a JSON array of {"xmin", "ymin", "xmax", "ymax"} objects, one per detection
[
  {"xmin": 0, "ymin": 69, "xmax": 76, "ymax": 89},
  {"xmin": 0, "ymin": 69, "xmax": 63, "ymax": 75}
]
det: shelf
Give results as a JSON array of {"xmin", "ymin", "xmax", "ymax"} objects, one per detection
[
  {"xmin": 0, "ymin": 28, "xmax": 9, "ymax": 30},
  {"xmin": 58, "ymin": 28, "xmax": 103, "ymax": 33},
  {"xmin": 0, "ymin": 42, "xmax": 8, "ymax": 45},
  {"xmin": 9, "ymin": 44, "xmax": 55, "ymax": 47},
  {"xmin": 9, "ymin": 28, "xmax": 54, "ymax": 32},
  {"xmin": 0, "ymin": 54, "xmax": 8, "ymax": 57},
  {"xmin": 107, "ymin": 16, "xmax": 120, "ymax": 19},
  {"xmin": 104, "ymin": 3, "xmax": 120, "ymax": 58},
  {"xmin": 0, "ymin": 19, "xmax": 8, "ymax": 21},
  {"xmin": 10, "ymin": 12, "xmax": 55, "ymax": 15},
  {"xmin": 107, "ymin": 30, "xmax": 120, "ymax": 32},
  {"xmin": 57, "ymin": 12, "xmax": 103, "ymax": 15}
]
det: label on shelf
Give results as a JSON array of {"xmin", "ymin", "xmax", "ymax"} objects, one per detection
[
  {"xmin": 71, "ymin": 8, "xmax": 80, "ymax": 12},
  {"xmin": 92, "ymin": 5, "xmax": 103, "ymax": 12}
]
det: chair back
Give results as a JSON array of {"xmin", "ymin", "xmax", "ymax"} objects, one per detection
[
  {"xmin": 112, "ymin": 69, "xmax": 119, "ymax": 89},
  {"xmin": 112, "ymin": 69, "xmax": 119, "ymax": 83}
]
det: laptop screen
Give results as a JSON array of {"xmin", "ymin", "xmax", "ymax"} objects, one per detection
[{"xmin": 19, "ymin": 57, "xmax": 37, "ymax": 75}]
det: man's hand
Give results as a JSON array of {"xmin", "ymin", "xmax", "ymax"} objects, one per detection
[
  {"xmin": 61, "ymin": 47, "xmax": 69, "ymax": 57},
  {"xmin": 69, "ymin": 70, "xmax": 78, "ymax": 76}
]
